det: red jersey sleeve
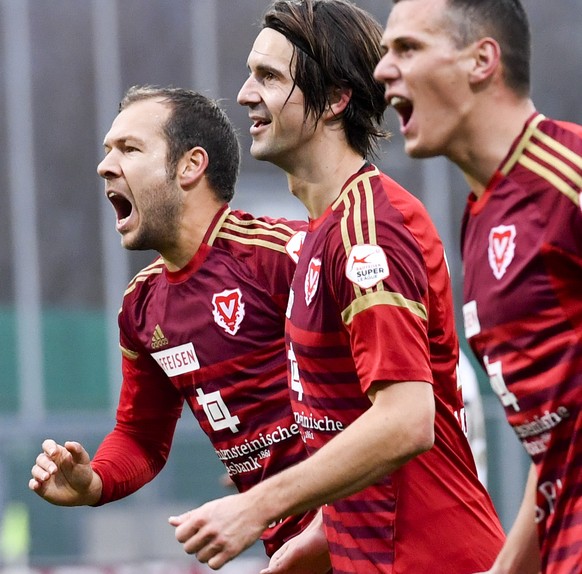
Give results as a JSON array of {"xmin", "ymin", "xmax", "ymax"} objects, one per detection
[
  {"xmin": 323, "ymin": 180, "xmax": 434, "ymax": 393},
  {"xmin": 91, "ymin": 304, "xmax": 183, "ymax": 505}
]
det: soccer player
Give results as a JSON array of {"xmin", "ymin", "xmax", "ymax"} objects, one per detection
[
  {"xmin": 374, "ymin": 1, "xmax": 582, "ymax": 573},
  {"xmin": 167, "ymin": 2, "xmax": 505, "ymax": 572},
  {"xmin": 29, "ymin": 86, "xmax": 331, "ymax": 571}
]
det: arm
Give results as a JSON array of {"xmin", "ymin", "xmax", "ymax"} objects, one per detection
[
  {"xmin": 29, "ymin": 407, "xmax": 179, "ymax": 508},
  {"xmin": 91, "ymin": 353, "xmax": 183, "ymax": 504},
  {"xmin": 30, "ymin": 354, "xmax": 183, "ymax": 507},
  {"xmin": 169, "ymin": 379, "xmax": 435, "ymax": 569},
  {"xmin": 475, "ymin": 463, "xmax": 540, "ymax": 574}
]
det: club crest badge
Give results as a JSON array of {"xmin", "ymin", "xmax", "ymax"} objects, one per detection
[
  {"xmin": 345, "ymin": 244, "xmax": 389, "ymax": 289},
  {"xmin": 285, "ymin": 230, "xmax": 306, "ymax": 264},
  {"xmin": 304, "ymin": 257, "xmax": 321, "ymax": 306},
  {"xmin": 212, "ymin": 288, "xmax": 245, "ymax": 335},
  {"xmin": 488, "ymin": 225, "xmax": 516, "ymax": 280}
]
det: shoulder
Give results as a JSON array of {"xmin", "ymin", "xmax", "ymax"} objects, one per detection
[
  {"xmin": 339, "ymin": 165, "xmax": 434, "ymax": 230},
  {"xmin": 123, "ymin": 256, "xmax": 165, "ymax": 302},
  {"xmin": 489, "ymin": 114, "xmax": 582, "ymax": 215},
  {"xmin": 333, "ymin": 165, "xmax": 440, "ymax": 260},
  {"xmin": 532, "ymin": 116, "xmax": 582, "ymax": 166},
  {"xmin": 221, "ymin": 209, "xmax": 306, "ymax": 238},
  {"xmin": 510, "ymin": 116, "xmax": 582, "ymax": 209},
  {"xmin": 318, "ymin": 169, "xmax": 440, "ymax": 294},
  {"xmin": 215, "ymin": 209, "xmax": 307, "ymax": 262},
  {"xmin": 550, "ymin": 118, "xmax": 582, "ymax": 141}
]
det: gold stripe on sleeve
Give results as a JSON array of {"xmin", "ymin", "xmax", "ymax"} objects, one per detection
[
  {"xmin": 518, "ymin": 154, "xmax": 580, "ymax": 206},
  {"xmin": 341, "ymin": 290, "xmax": 428, "ymax": 325},
  {"xmin": 363, "ymin": 176, "xmax": 377, "ymax": 246},
  {"xmin": 339, "ymin": 171, "xmax": 385, "ymax": 299},
  {"xmin": 534, "ymin": 129, "xmax": 582, "ymax": 170},
  {"xmin": 226, "ymin": 212, "xmax": 299, "ymax": 234},
  {"xmin": 220, "ymin": 221, "xmax": 293, "ymax": 243},
  {"xmin": 527, "ymin": 143, "xmax": 582, "ymax": 188},
  {"xmin": 340, "ymin": 194, "xmax": 354, "ymax": 263},
  {"xmin": 207, "ymin": 207, "xmax": 232, "ymax": 246},
  {"xmin": 214, "ymin": 212, "xmax": 298, "ymax": 250},
  {"xmin": 352, "ymin": 185, "xmax": 365, "ymax": 245},
  {"xmin": 215, "ymin": 232, "xmax": 288, "ymax": 253},
  {"xmin": 119, "ymin": 345, "xmax": 139, "ymax": 361},
  {"xmin": 501, "ymin": 114, "xmax": 546, "ymax": 175},
  {"xmin": 339, "ymin": 192, "xmax": 365, "ymax": 299},
  {"xmin": 124, "ymin": 265, "xmax": 164, "ymax": 296}
]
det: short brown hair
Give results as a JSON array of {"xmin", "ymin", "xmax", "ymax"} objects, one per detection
[{"xmin": 120, "ymin": 85, "xmax": 240, "ymax": 202}]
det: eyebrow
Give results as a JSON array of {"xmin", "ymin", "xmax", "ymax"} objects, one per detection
[
  {"xmin": 103, "ymin": 135, "xmax": 146, "ymax": 149},
  {"xmin": 256, "ymin": 62, "xmax": 282, "ymax": 75},
  {"xmin": 248, "ymin": 58, "xmax": 286, "ymax": 76}
]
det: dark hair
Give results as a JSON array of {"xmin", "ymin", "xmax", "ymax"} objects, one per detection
[
  {"xmin": 263, "ymin": 0, "xmax": 389, "ymax": 158},
  {"xmin": 394, "ymin": 0, "xmax": 531, "ymax": 96},
  {"xmin": 120, "ymin": 85, "xmax": 240, "ymax": 202}
]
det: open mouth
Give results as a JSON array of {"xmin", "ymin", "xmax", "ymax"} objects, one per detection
[
  {"xmin": 254, "ymin": 119, "xmax": 271, "ymax": 128},
  {"xmin": 107, "ymin": 191, "xmax": 134, "ymax": 225},
  {"xmin": 250, "ymin": 115, "xmax": 272, "ymax": 132},
  {"xmin": 389, "ymin": 96, "xmax": 413, "ymax": 129}
]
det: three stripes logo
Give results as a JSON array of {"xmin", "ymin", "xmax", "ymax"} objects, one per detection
[{"xmin": 151, "ymin": 324, "xmax": 169, "ymax": 349}]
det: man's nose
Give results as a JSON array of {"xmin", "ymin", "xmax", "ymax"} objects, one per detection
[{"xmin": 237, "ymin": 76, "xmax": 259, "ymax": 106}]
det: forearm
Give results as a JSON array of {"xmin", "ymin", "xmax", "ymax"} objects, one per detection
[
  {"xmin": 247, "ymin": 381, "xmax": 434, "ymax": 524},
  {"xmin": 92, "ymin": 363, "xmax": 181, "ymax": 504},
  {"xmin": 92, "ymin": 423, "xmax": 170, "ymax": 505},
  {"xmin": 490, "ymin": 464, "xmax": 540, "ymax": 574},
  {"xmin": 169, "ymin": 381, "xmax": 434, "ymax": 570}
]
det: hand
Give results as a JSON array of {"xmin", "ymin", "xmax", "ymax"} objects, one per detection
[
  {"xmin": 260, "ymin": 510, "xmax": 331, "ymax": 574},
  {"xmin": 169, "ymin": 493, "xmax": 269, "ymax": 570},
  {"xmin": 28, "ymin": 439, "xmax": 102, "ymax": 506}
]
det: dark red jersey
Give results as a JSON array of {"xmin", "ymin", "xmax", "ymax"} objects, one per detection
[
  {"xmin": 91, "ymin": 206, "xmax": 314, "ymax": 555},
  {"xmin": 462, "ymin": 113, "xmax": 582, "ymax": 574},
  {"xmin": 286, "ymin": 164, "xmax": 504, "ymax": 573}
]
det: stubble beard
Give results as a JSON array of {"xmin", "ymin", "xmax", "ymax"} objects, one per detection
[{"xmin": 123, "ymin": 179, "xmax": 183, "ymax": 253}]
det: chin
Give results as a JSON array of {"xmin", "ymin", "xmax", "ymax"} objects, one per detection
[
  {"xmin": 404, "ymin": 139, "xmax": 439, "ymax": 160},
  {"xmin": 249, "ymin": 144, "xmax": 272, "ymax": 163},
  {"xmin": 121, "ymin": 232, "xmax": 147, "ymax": 252},
  {"xmin": 121, "ymin": 237, "xmax": 138, "ymax": 251}
]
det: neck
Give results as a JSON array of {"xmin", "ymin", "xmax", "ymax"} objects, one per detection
[
  {"xmin": 285, "ymin": 147, "xmax": 367, "ymax": 219},
  {"xmin": 452, "ymin": 97, "xmax": 536, "ymax": 198},
  {"xmin": 161, "ymin": 192, "xmax": 225, "ymax": 272}
]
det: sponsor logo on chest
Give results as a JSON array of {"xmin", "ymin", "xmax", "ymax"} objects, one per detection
[
  {"xmin": 196, "ymin": 387, "xmax": 240, "ymax": 433},
  {"xmin": 151, "ymin": 342, "xmax": 200, "ymax": 377},
  {"xmin": 212, "ymin": 288, "xmax": 245, "ymax": 335},
  {"xmin": 488, "ymin": 224, "xmax": 516, "ymax": 280}
]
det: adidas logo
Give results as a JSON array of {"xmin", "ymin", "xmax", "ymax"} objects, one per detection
[{"xmin": 151, "ymin": 324, "xmax": 169, "ymax": 349}]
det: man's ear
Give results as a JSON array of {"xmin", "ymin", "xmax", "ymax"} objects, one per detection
[
  {"xmin": 469, "ymin": 37, "xmax": 501, "ymax": 85},
  {"xmin": 178, "ymin": 147, "xmax": 209, "ymax": 188},
  {"xmin": 327, "ymin": 86, "xmax": 352, "ymax": 119}
]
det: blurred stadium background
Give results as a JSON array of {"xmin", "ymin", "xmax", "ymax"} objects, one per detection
[{"xmin": 0, "ymin": 0, "xmax": 580, "ymax": 571}]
